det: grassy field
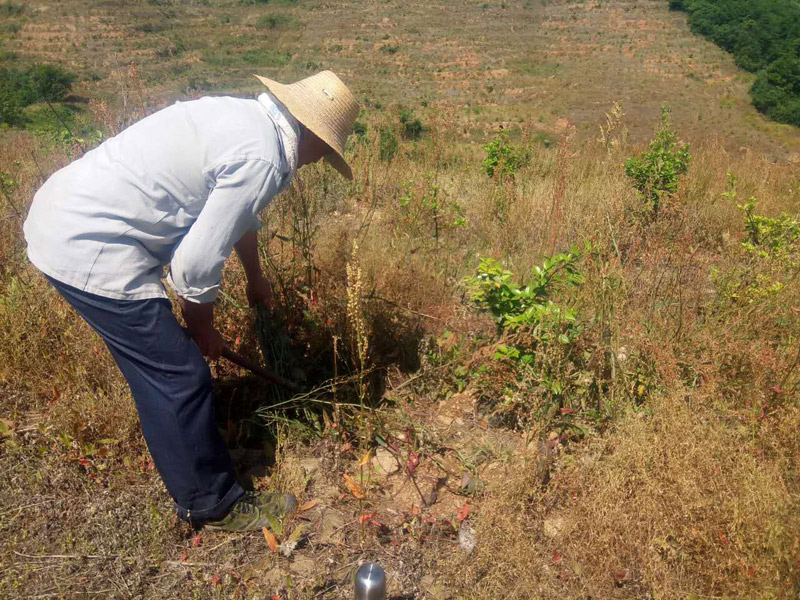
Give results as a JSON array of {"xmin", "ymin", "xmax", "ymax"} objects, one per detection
[{"xmin": 1, "ymin": 0, "xmax": 799, "ymax": 599}]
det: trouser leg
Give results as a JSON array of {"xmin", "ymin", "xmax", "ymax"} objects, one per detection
[{"xmin": 47, "ymin": 277, "xmax": 243, "ymax": 521}]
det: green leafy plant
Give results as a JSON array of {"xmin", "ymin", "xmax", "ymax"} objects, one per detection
[
  {"xmin": 379, "ymin": 126, "xmax": 398, "ymax": 162},
  {"xmin": 482, "ymin": 131, "xmax": 528, "ymax": 178},
  {"xmin": 467, "ymin": 248, "xmax": 583, "ymax": 339},
  {"xmin": 713, "ymin": 174, "xmax": 799, "ymax": 307},
  {"xmin": 624, "ymin": 106, "xmax": 690, "ymax": 213},
  {"xmin": 399, "ymin": 108, "xmax": 423, "ymax": 140},
  {"xmin": 740, "ymin": 198, "xmax": 799, "ymax": 260},
  {"xmin": 0, "ymin": 64, "xmax": 77, "ymax": 127}
]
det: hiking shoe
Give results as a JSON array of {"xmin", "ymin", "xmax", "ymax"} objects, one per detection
[{"xmin": 203, "ymin": 491, "xmax": 296, "ymax": 532}]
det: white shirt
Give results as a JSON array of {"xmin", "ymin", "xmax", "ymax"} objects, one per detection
[{"xmin": 24, "ymin": 93, "xmax": 299, "ymax": 304}]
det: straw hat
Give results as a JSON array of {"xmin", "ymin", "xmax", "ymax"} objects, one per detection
[{"xmin": 254, "ymin": 71, "xmax": 359, "ymax": 180}]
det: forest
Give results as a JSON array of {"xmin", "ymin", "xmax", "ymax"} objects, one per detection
[{"xmin": 670, "ymin": 0, "xmax": 800, "ymax": 126}]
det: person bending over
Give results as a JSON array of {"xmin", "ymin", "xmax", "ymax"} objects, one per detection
[{"xmin": 24, "ymin": 71, "xmax": 359, "ymax": 531}]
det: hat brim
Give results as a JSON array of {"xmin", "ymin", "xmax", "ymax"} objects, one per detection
[
  {"xmin": 255, "ymin": 74, "xmax": 355, "ymax": 182},
  {"xmin": 324, "ymin": 151, "xmax": 353, "ymax": 181}
]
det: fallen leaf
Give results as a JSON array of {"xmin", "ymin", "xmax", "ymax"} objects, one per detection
[
  {"xmin": 340, "ymin": 442, "xmax": 352, "ymax": 453},
  {"xmin": 613, "ymin": 569, "xmax": 628, "ymax": 582},
  {"xmin": 359, "ymin": 511, "xmax": 377, "ymax": 525},
  {"xmin": 456, "ymin": 503, "xmax": 470, "ymax": 522},
  {"xmin": 551, "ymin": 550, "xmax": 562, "ymax": 563},
  {"xmin": 0, "ymin": 419, "xmax": 14, "ymax": 438},
  {"xmin": 210, "ymin": 573, "xmax": 221, "ymax": 587},
  {"xmin": 359, "ymin": 449, "xmax": 372, "ymax": 466},
  {"xmin": 718, "ymin": 531, "xmax": 729, "ymax": 547},
  {"xmin": 343, "ymin": 473, "xmax": 365, "ymax": 499},
  {"xmin": 192, "ymin": 534, "xmax": 202, "ymax": 548},
  {"xmin": 299, "ymin": 499, "xmax": 319, "ymax": 512},
  {"xmin": 559, "ymin": 407, "xmax": 575, "ymax": 415},
  {"xmin": 262, "ymin": 527, "xmax": 278, "ymax": 552}
]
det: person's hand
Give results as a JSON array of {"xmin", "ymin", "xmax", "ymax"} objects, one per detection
[
  {"xmin": 246, "ymin": 275, "xmax": 273, "ymax": 308},
  {"xmin": 190, "ymin": 325, "xmax": 227, "ymax": 360}
]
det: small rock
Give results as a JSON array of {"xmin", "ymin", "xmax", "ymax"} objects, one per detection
[
  {"xmin": 420, "ymin": 574, "xmax": 453, "ymax": 600},
  {"xmin": 319, "ymin": 509, "xmax": 346, "ymax": 545},
  {"xmin": 289, "ymin": 556, "xmax": 316, "ymax": 577},
  {"xmin": 543, "ymin": 516, "xmax": 566, "ymax": 540},
  {"xmin": 263, "ymin": 567, "xmax": 283, "ymax": 590},
  {"xmin": 372, "ymin": 448, "xmax": 397, "ymax": 475},
  {"xmin": 458, "ymin": 524, "xmax": 477, "ymax": 553},
  {"xmin": 300, "ymin": 458, "xmax": 321, "ymax": 476}
]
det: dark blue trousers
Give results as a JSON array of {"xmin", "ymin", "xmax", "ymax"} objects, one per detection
[{"xmin": 47, "ymin": 276, "xmax": 244, "ymax": 522}]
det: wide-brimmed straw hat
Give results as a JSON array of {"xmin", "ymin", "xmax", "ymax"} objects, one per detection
[{"xmin": 254, "ymin": 71, "xmax": 359, "ymax": 180}]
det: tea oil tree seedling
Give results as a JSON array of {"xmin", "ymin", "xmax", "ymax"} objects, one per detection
[
  {"xmin": 482, "ymin": 130, "xmax": 528, "ymax": 178},
  {"xmin": 624, "ymin": 105, "xmax": 690, "ymax": 214},
  {"xmin": 466, "ymin": 247, "xmax": 584, "ymax": 337}
]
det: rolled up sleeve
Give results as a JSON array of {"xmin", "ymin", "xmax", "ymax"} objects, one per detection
[{"xmin": 167, "ymin": 158, "xmax": 282, "ymax": 303}]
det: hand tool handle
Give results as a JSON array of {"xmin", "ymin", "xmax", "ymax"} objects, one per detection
[{"xmin": 221, "ymin": 347, "xmax": 300, "ymax": 393}]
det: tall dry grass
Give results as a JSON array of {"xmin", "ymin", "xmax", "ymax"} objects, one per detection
[{"xmin": 0, "ymin": 101, "xmax": 797, "ymax": 597}]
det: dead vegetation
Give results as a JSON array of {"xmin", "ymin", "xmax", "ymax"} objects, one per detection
[{"xmin": 1, "ymin": 1, "xmax": 799, "ymax": 599}]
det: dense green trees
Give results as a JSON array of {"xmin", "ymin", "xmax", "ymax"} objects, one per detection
[
  {"xmin": 670, "ymin": 0, "xmax": 800, "ymax": 127},
  {"xmin": 0, "ymin": 64, "xmax": 76, "ymax": 127}
]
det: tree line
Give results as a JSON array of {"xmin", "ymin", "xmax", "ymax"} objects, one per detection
[{"xmin": 670, "ymin": 0, "xmax": 799, "ymax": 127}]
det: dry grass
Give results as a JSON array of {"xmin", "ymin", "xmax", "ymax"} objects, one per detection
[{"xmin": 0, "ymin": 0, "xmax": 799, "ymax": 598}]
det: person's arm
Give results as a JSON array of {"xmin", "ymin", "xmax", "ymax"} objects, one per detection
[
  {"xmin": 167, "ymin": 159, "xmax": 281, "ymax": 357},
  {"xmin": 180, "ymin": 299, "xmax": 225, "ymax": 360},
  {"xmin": 234, "ymin": 230, "xmax": 272, "ymax": 308}
]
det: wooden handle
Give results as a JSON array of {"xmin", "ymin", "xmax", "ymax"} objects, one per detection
[{"xmin": 221, "ymin": 348, "xmax": 300, "ymax": 393}]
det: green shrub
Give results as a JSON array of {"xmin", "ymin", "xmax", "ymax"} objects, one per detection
[
  {"xmin": 398, "ymin": 108, "xmax": 423, "ymax": 140},
  {"xmin": 0, "ymin": 64, "xmax": 77, "ymax": 127},
  {"xmin": 0, "ymin": 87, "xmax": 25, "ymax": 127},
  {"xmin": 466, "ymin": 249, "xmax": 583, "ymax": 338},
  {"xmin": 379, "ymin": 126, "xmax": 398, "ymax": 162},
  {"xmin": 465, "ymin": 249, "xmax": 588, "ymax": 428},
  {"xmin": 712, "ymin": 175, "xmax": 799, "ymax": 309},
  {"xmin": 623, "ymin": 106, "xmax": 690, "ymax": 213},
  {"xmin": 482, "ymin": 131, "xmax": 528, "ymax": 178},
  {"xmin": 255, "ymin": 14, "xmax": 296, "ymax": 30},
  {"xmin": 0, "ymin": 2, "xmax": 24, "ymax": 16},
  {"xmin": 740, "ymin": 197, "xmax": 799, "ymax": 260},
  {"xmin": 352, "ymin": 120, "xmax": 367, "ymax": 139},
  {"xmin": 25, "ymin": 64, "xmax": 76, "ymax": 103}
]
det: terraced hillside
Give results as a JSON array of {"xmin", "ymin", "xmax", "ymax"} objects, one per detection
[{"xmin": 2, "ymin": 0, "xmax": 799, "ymax": 156}]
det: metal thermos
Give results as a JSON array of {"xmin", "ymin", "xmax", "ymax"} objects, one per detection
[{"xmin": 354, "ymin": 562, "xmax": 386, "ymax": 600}]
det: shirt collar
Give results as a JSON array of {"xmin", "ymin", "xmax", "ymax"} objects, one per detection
[{"xmin": 257, "ymin": 92, "xmax": 300, "ymax": 183}]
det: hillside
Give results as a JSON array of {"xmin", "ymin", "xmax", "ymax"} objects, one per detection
[
  {"xmin": 2, "ymin": 0, "xmax": 799, "ymax": 156},
  {"xmin": 1, "ymin": 1, "xmax": 798, "ymax": 599}
]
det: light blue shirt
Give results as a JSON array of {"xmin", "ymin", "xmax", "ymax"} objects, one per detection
[{"xmin": 24, "ymin": 94, "xmax": 299, "ymax": 304}]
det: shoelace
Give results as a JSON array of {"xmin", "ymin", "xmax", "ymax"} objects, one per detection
[{"xmin": 235, "ymin": 492, "xmax": 261, "ymax": 515}]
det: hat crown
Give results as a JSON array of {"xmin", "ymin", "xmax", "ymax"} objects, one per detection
[{"xmin": 255, "ymin": 71, "xmax": 359, "ymax": 180}]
